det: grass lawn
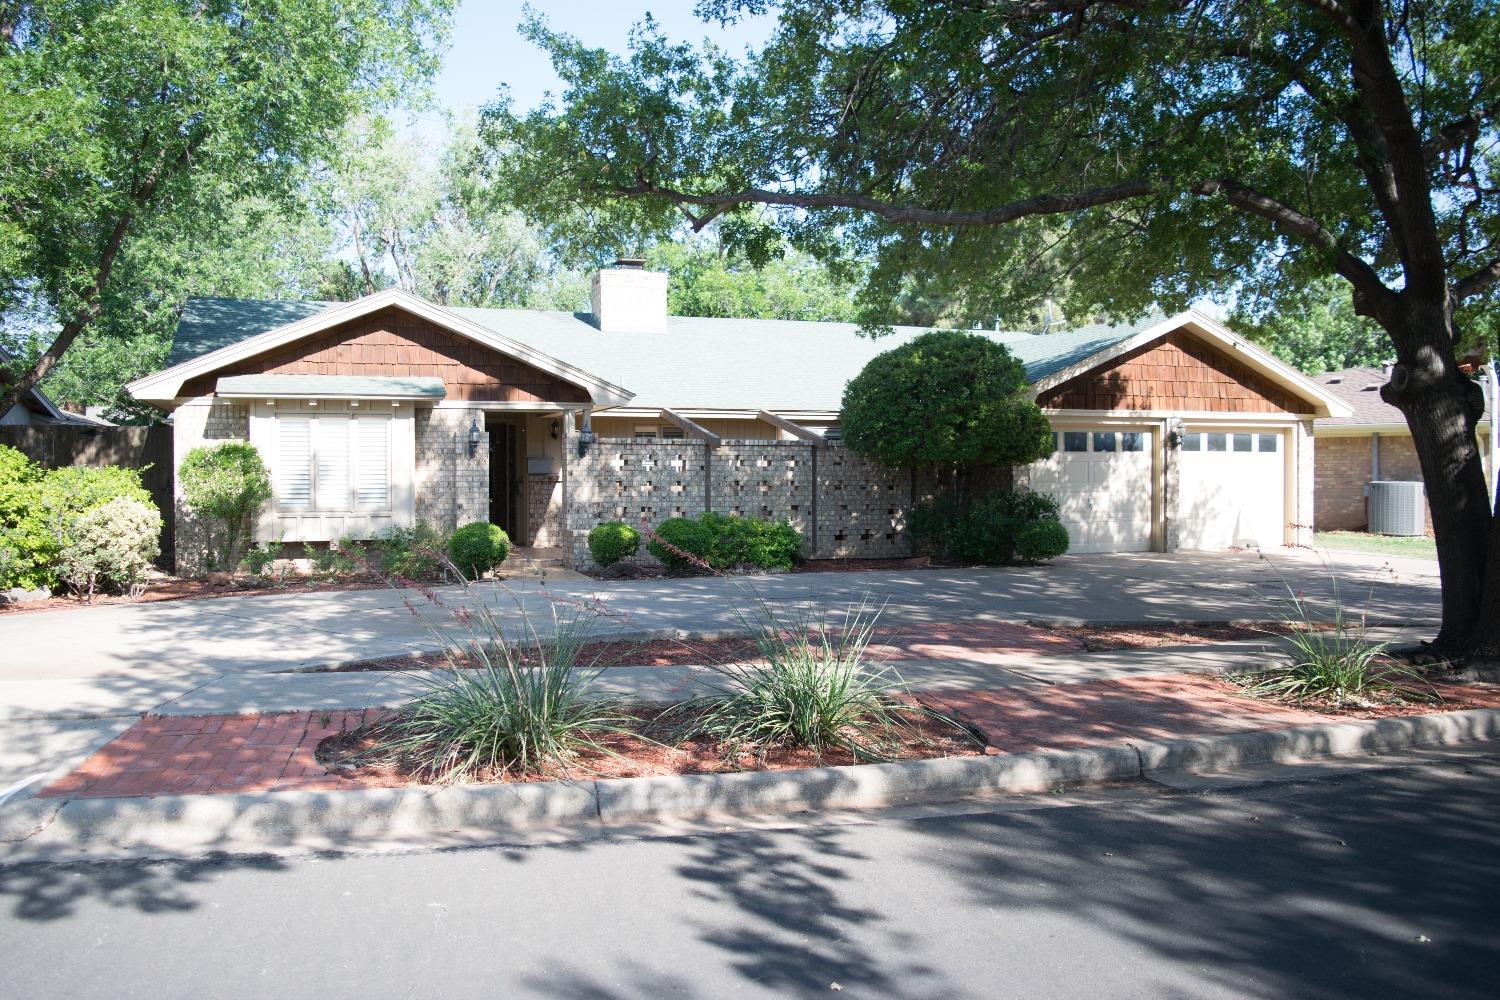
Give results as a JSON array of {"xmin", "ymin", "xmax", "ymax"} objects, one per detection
[{"xmin": 1315, "ymin": 530, "xmax": 1437, "ymax": 560}]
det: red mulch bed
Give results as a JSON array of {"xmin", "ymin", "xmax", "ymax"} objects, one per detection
[
  {"xmin": 0, "ymin": 575, "xmax": 391, "ymax": 615},
  {"xmin": 1051, "ymin": 622, "xmax": 1334, "ymax": 652},
  {"xmin": 315, "ymin": 703, "xmax": 981, "ymax": 786}
]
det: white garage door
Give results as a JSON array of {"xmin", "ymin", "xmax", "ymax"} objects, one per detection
[
  {"xmin": 1177, "ymin": 429, "xmax": 1287, "ymax": 549},
  {"xmin": 1029, "ymin": 429, "xmax": 1155, "ymax": 554}
]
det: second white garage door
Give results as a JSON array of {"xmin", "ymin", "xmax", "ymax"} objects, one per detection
[
  {"xmin": 1177, "ymin": 429, "xmax": 1287, "ymax": 549},
  {"xmin": 1029, "ymin": 428, "xmax": 1155, "ymax": 554}
]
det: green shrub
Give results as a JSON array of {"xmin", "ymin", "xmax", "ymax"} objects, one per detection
[
  {"xmin": 1014, "ymin": 519, "xmax": 1070, "ymax": 563},
  {"xmin": 905, "ymin": 494, "xmax": 963, "ymax": 559},
  {"xmin": 310, "ymin": 540, "xmax": 360, "ymax": 578},
  {"xmin": 242, "ymin": 539, "xmax": 286, "ymax": 578},
  {"xmin": 0, "ymin": 446, "xmax": 49, "ymax": 589},
  {"xmin": 648, "ymin": 513, "xmax": 802, "ymax": 574},
  {"xmin": 366, "ymin": 598, "xmax": 625, "ymax": 781},
  {"xmin": 371, "ymin": 522, "xmax": 449, "ymax": 579},
  {"xmin": 588, "ymin": 521, "xmax": 640, "ymax": 567},
  {"xmin": 647, "ymin": 516, "xmax": 715, "ymax": 573},
  {"xmin": 178, "ymin": 442, "xmax": 272, "ymax": 572},
  {"xmin": 448, "ymin": 522, "xmax": 511, "ymax": 579},
  {"xmin": 907, "ymin": 488, "xmax": 1066, "ymax": 565},
  {"xmin": 55, "ymin": 497, "xmax": 162, "ymax": 598},
  {"xmin": 0, "ymin": 446, "xmax": 157, "ymax": 590},
  {"xmin": 671, "ymin": 599, "xmax": 963, "ymax": 762}
]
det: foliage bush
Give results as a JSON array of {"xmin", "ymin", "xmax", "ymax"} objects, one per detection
[
  {"xmin": 178, "ymin": 442, "xmax": 272, "ymax": 572},
  {"xmin": 368, "ymin": 595, "xmax": 625, "ymax": 781},
  {"xmin": 672, "ymin": 599, "xmax": 961, "ymax": 762},
  {"xmin": 646, "ymin": 515, "xmax": 717, "ymax": 573},
  {"xmin": 370, "ymin": 522, "xmax": 449, "ymax": 580},
  {"xmin": 447, "ymin": 522, "xmax": 511, "ymax": 579},
  {"xmin": 841, "ymin": 330, "xmax": 1053, "ymax": 471},
  {"xmin": 0, "ymin": 445, "xmax": 157, "ymax": 590},
  {"xmin": 647, "ymin": 513, "xmax": 803, "ymax": 574},
  {"xmin": 588, "ymin": 521, "xmax": 641, "ymax": 567},
  {"xmin": 242, "ymin": 539, "xmax": 287, "ymax": 579},
  {"xmin": 310, "ymin": 540, "xmax": 361, "ymax": 578},
  {"xmin": 907, "ymin": 488, "xmax": 1068, "ymax": 565},
  {"xmin": 1014, "ymin": 519, "xmax": 1071, "ymax": 563},
  {"xmin": 55, "ymin": 498, "xmax": 162, "ymax": 598}
]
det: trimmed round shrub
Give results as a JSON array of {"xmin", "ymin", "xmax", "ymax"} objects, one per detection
[
  {"xmin": 588, "ymin": 521, "xmax": 640, "ymax": 567},
  {"xmin": 1014, "ymin": 518, "xmax": 1070, "ymax": 563},
  {"xmin": 56, "ymin": 497, "xmax": 162, "ymax": 597},
  {"xmin": 905, "ymin": 488, "xmax": 1065, "ymax": 565},
  {"xmin": 178, "ymin": 442, "xmax": 272, "ymax": 572},
  {"xmin": 448, "ymin": 522, "xmax": 511, "ymax": 579},
  {"xmin": 647, "ymin": 516, "xmax": 715, "ymax": 573}
]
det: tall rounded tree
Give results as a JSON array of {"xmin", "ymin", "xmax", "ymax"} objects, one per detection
[{"xmin": 841, "ymin": 331, "xmax": 1052, "ymax": 503}]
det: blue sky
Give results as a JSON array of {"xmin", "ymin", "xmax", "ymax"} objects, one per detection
[{"xmin": 430, "ymin": 1, "xmax": 774, "ymax": 117}]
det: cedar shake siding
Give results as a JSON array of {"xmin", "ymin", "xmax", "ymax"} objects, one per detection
[
  {"xmin": 1038, "ymin": 332, "xmax": 1312, "ymax": 414},
  {"xmin": 180, "ymin": 307, "xmax": 591, "ymax": 404}
]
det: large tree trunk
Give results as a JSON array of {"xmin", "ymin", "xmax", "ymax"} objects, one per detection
[{"xmin": 1382, "ymin": 300, "xmax": 1493, "ymax": 653}]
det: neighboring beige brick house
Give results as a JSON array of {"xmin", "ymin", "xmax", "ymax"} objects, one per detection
[
  {"xmin": 128, "ymin": 264, "xmax": 1351, "ymax": 572},
  {"xmin": 1311, "ymin": 365, "xmax": 1494, "ymax": 534}
]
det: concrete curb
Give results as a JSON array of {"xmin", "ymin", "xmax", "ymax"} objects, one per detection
[{"xmin": 5, "ymin": 708, "xmax": 1495, "ymax": 859}]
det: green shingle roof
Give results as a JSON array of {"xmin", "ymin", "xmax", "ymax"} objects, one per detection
[
  {"xmin": 169, "ymin": 296, "xmax": 1166, "ymax": 412},
  {"xmin": 215, "ymin": 375, "xmax": 446, "ymax": 399}
]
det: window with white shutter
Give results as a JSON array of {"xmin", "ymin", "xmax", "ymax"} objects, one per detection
[
  {"xmin": 354, "ymin": 416, "xmax": 391, "ymax": 508},
  {"xmin": 272, "ymin": 412, "xmax": 394, "ymax": 514},
  {"xmin": 276, "ymin": 417, "xmax": 312, "ymax": 508},
  {"xmin": 314, "ymin": 416, "xmax": 350, "ymax": 510}
]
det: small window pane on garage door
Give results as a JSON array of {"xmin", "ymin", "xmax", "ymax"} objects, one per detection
[
  {"xmin": 1177, "ymin": 428, "xmax": 1287, "ymax": 549},
  {"xmin": 1029, "ymin": 428, "xmax": 1155, "ymax": 553}
]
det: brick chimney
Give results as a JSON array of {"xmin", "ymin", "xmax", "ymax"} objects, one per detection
[{"xmin": 591, "ymin": 259, "xmax": 668, "ymax": 334}]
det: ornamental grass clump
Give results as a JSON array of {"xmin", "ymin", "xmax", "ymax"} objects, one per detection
[
  {"xmin": 364, "ymin": 562, "xmax": 626, "ymax": 782},
  {"xmin": 673, "ymin": 597, "xmax": 950, "ymax": 762},
  {"xmin": 1235, "ymin": 553, "xmax": 1434, "ymax": 707}
]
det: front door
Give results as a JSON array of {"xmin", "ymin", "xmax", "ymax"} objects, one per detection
[{"xmin": 487, "ymin": 417, "xmax": 524, "ymax": 543}]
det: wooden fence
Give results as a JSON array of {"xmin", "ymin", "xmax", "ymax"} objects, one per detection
[{"xmin": 0, "ymin": 424, "xmax": 175, "ymax": 566}]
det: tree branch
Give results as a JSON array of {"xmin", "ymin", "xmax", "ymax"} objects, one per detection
[
  {"xmin": 1453, "ymin": 257, "xmax": 1500, "ymax": 301},
  {"xmin": 609, "ymin": 179, "xmax": 1155, "ymax": 230},
  {"xmin": 1189, "ymin": 178, "xmax": 1393, "ymax": 311}
]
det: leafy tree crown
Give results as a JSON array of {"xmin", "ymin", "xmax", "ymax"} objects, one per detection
[{"xmin": 841, "ymin": 331, "xmax": 1052, "ymax": 469}]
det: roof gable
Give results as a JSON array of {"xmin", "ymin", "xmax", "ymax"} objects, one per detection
[{"xmin": 129, "ymin": 289, "xmax": 631, "ymax": 407}]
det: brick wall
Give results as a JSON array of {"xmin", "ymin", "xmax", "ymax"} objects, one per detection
[
  {"xmin": 527, "ymin": 473, "xmax": 563, "ymax": 546},
  {"xmin": 1315, "ymin": 432, "xmax": 1438, "ymax": 533},
  {"xmin": 414, "ymin": 407, "xmax": 489, "ymax": 533},
  {"xmin": 560, "ymin": 433, "xmax": 983, "ymax": 570},
  {"xmin": 172, "ymin": 398, "xmax": 249, "ymax": 575}
]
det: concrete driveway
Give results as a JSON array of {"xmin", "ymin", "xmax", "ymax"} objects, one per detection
[{"xmin": 0, "ymin": 548, "xmax": 1439, "ymax": 683}]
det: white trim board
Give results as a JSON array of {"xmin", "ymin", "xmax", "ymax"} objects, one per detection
[{"xmin": 128, "ymin": 288, "xmax": 635, "ymax": 409}]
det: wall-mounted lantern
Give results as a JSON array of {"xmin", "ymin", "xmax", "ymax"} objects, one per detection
[
  {"xmin": 550, "ymin": 419, "xmax": 560, "ymax": 440},
  {"xmin": 468, "ymin": 417, "xmax": 482, "ymax": 458},
  {"xmin": 1166, "ymin": 429, "xmax": 1183, "ymax": 450},
  {"xmin": 577, "ymin": 411, "xmax": 594, "ymax": 458}
]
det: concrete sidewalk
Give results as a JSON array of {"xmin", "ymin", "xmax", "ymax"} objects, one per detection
[{"xmin": 0, "ymin": 549, "xmax": 1441, "ymax": 680}]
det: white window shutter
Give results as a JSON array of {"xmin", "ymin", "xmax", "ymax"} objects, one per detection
[
  {"xmin": 276, "ymin": 416, "xmax": 312, "ymax": 508},
  {"xmin": 315, "ymin": 416, "xmax": 350, "ymax": 510},
  {"xmin": 354, "ymin": 416, "xmax": 391, "ymax": 508}
]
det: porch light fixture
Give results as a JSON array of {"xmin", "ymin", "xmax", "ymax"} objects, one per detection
[
  {"xmin": 550, "ymin": 419, "xmax": 560, "ymax": 440},
  {"xmin": 468, "ymin": 417, "xmax": 482, "ymax": 457},
  {"xmin": 1166, "ymin": 429, "xmax": 1183, "ymax": 450}
]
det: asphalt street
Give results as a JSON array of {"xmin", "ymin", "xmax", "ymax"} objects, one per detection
[{"xmin": 2, "ymin": 748, "xmax": 1494, "ymax": 999}]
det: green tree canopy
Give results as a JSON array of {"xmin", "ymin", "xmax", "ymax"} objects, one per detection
[
  {"xmin": 492, "ymin": 1, "xmax": 1500, "ymax": 656},
  {"xmin": 0, "ymin": 0, "xmax": 454, "ymax": 415},
  {"xmin": 841, "ymin": 331, "xmax": 1052, "ymax": 474},
  {"xmin": 1232, "ymin": 277, "xmax": 1392, "ymax": 375}
]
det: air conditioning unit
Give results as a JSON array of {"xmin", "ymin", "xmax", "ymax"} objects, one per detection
[{"xmin": 1366, "ymin": 480, "xmax": 1425, "ymax": 536}]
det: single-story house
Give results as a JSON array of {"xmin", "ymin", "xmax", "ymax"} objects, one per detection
[
  {"xmin": 1312, "ymin": 364, "xmax": 1493, "ymax": 534},
  {"xmin": 126, "ymin": 262, "xmax": 1351, "ymax": 571}
]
